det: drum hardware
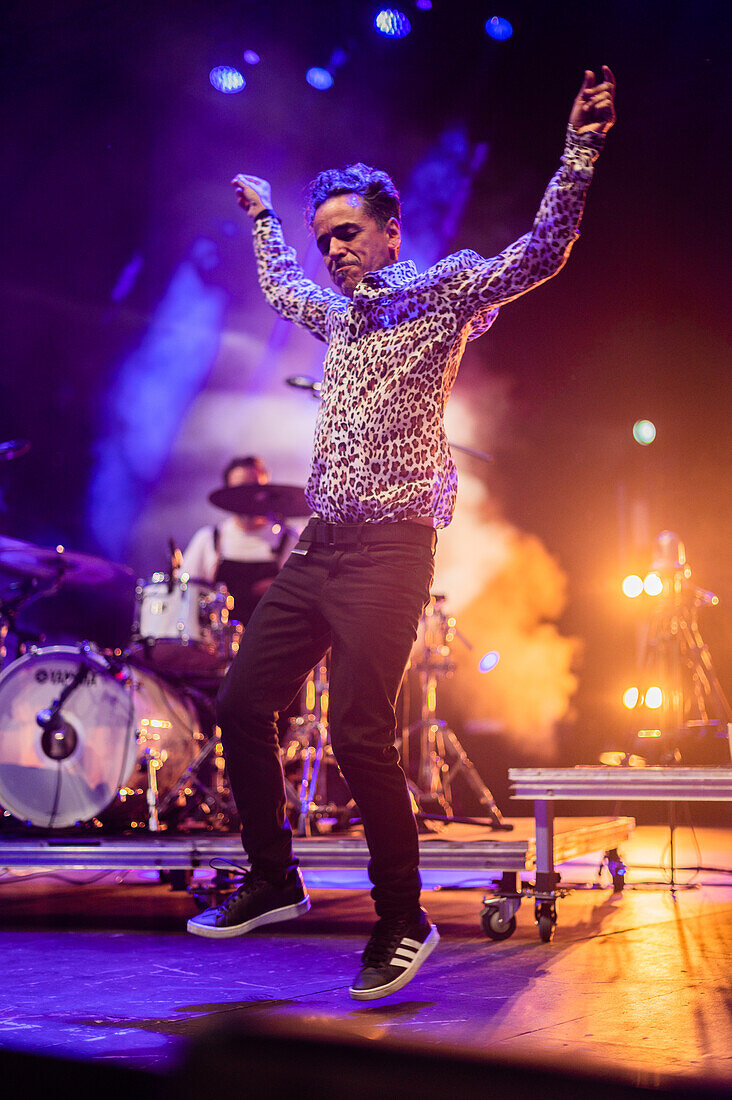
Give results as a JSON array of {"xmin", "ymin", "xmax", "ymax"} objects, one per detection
[
  {"xmin": 405, "ymin": 596, "xmax": 509, "ymax": 830},
  {"xmin": 0, "ymin": 644, "xmax": 202, "ymax": 830},
  {"xmin": 0, "ymin": 576, "xmax": 54, "ymax": 668},
  {"xmin": 130, "ymin": 573, "xmax": 241, "ymax": 676},
  {"xmin": 154, "ymin": 697, "xmax": 237, "ymax": 830},
  {"xmin": 144, "ymin": 746, "xmax": 161, "ymax": 831},
  {"xmin": 283, "ymin": 656, "xmax": 357, "ymax": 836}
]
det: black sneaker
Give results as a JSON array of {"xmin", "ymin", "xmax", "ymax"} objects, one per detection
[
  {"xmin": 187, "ymin": 867, "xmax": 310, "ymax": 939},
  {"xmin": 349, "ymin": 909, "xmax": 439, "ymax": 1000}
]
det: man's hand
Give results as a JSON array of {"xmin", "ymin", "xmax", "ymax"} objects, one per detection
[
  {"xmin": 569, "ymin": 66, "xmax": 616, "ymax": 134},
  {"xmin": 231, "ymin": 173, "xmax": 273, "ymax": 218}
]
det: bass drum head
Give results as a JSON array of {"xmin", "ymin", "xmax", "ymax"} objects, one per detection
[{"xmin": 0, "ymin": 646, "xmax": 139, "ymax": 828}]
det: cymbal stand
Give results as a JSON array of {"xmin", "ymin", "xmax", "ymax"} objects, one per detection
[
  {"xmin": 154, "ymin": 683, "xmax": 235, "ymax": 829},
  {"xmin": 0, "ymin": 571, "xmax": 63, "ymax": 667},
  {"xmin": 284, "ymin": 654, "xmax": 355, "ymax": 835},
  {"xmin": 407, "ymin": 597, "xmax": 508, "ymax": 829}
]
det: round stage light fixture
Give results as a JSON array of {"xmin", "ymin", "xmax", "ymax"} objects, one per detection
[
  {"xmin": 623, "ymin": 687, "xmax": 640, "ymax": 709},
  {"xmin": 375, "ymin": 9, "xmax": 412, "ymax": 38},
  {"xmin": 484, "ymin": 16, "xmax": 513, "ymax": 40},
  {"xmin": 209, "ymin": 66, "xmax": 246, "ymax": 93},
  {"xmin": 242, "ymin": 50, "xmax": 261, "ymax": 66},
  {"xmin": 643, "ymin": 572, "xmax": 663, "ymax": 596},
  {"xmin": 622, "ymin": 574, "xmax": 644, "ymax": 598},
  {"xmin": 645, "ymin": 686, "xmax": 663, "ymax": 709},
  {"xmin": 306, "ymin": 67, "xmax": 334, "ymax": 89},
  {"xmin": 632, "ymin": 419, "xmax": 656, "ymax": 445},
  {"xmin": 479, "ymin": 651, "xmax": 500, "ymax": 673}
]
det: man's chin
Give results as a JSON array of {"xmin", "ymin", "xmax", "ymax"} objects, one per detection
[{"xmin": 335, "ymin": 271, "xmax": 359, "ymax": 296}]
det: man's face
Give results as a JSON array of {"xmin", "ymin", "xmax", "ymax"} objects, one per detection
[{"xmin": 312, "ymin": 193, "xmax": 401, "ymax": 298}]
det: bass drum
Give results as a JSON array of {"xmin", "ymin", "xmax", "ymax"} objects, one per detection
[{"xmin": 0, "ymin": 645, "xmax": 201, "ymax": 829}]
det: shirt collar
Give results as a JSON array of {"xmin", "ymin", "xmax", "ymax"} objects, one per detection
[{"xmin": 351, "ymin": 260, "xmax": 419, "ymax": 302}]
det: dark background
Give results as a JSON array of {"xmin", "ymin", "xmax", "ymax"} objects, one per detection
[{"xmin": 1, "ymin": 0, "xmax": 730, "ymax": 813}]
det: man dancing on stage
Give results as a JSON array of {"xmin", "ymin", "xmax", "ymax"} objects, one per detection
[{"xmin": 188, "ymin": 68, "xmax": 616, "ymax": 999}]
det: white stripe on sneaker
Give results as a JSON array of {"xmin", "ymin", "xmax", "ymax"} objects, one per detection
[{"xmin": 349, "ymin": 925, "xmax": 440, "ymax": 1001}]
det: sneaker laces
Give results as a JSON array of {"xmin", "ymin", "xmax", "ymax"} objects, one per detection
[
  {"xmin": 207, "ymin": 859, "xmax": 266, "ymax": 910},
  {"xmin": 360, "ymin": 917, "xmax": 411, "ymax": 968}
]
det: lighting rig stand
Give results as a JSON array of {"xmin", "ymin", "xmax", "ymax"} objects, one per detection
[{"xmin": 631, "ymin": 532, "xmax": 731, "ymax": 888}]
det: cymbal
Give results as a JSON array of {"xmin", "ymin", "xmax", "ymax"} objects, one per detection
[
  {"xmin": 0, "ymin": 535, "xmax": 136, "ymax": 587},
  {"xmin": 209, "ymin": 483, "xmax": 309, "ymax": 518}
]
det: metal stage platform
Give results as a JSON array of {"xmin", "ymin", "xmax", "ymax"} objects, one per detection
[
  {"xmin": 0, "ymin": 815, "xmax": 635, "ymax": 941},
  {"xmin": 508, "ymin": 765, "xmax": 732, "ymax": 941}
]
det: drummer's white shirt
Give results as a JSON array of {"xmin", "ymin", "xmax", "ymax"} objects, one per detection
[{"xmin": 181, "ymin": 515, "xmax": 293, "ymax": 583}]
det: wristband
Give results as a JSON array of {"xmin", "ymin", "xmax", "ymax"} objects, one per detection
[{"xmin": 253, "ymin": 207, "xmax": 280, "ymax": 223}]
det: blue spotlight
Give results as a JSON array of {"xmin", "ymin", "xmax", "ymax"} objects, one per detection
[
  {"xmin": 484, "ymin": 16, "xmax": 513, "ymax": 41},
  {"xmin": 209, "ymin": 66, "xmax": 245, "ymax": 93},
  {"xmin": 306, "ymin": 67, "xmax": 334, "ymax": 90},
  {"xmin": 375, "ymin": 9, "xmax": 412, "ymax": 38},
  {"xmin": 242, "ymin": 50, "xmax": 261, "ymax": 66},
  {"xmin": 479, "ymin": 651, "xmax": 500, "ymax": 673},
  {"xmin": 415, "ymin": 0, "xmax": 433, "ymax": 9}
]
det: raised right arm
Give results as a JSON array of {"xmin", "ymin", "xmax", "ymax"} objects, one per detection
[{"xmin": 232, "ymin": 173, "xmax": 340, "ymax": 342}]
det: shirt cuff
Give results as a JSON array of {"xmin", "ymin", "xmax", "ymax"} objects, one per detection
[{"xmin": 564, "ymin": 124, "xmax": 605, "ymax": 171}]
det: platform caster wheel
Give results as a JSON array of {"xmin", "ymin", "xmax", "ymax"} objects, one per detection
[
  {"xmin": 536, "ymin": 903, "xmax": 556, "ymax": 943},
  {"xmin": 481, "ymin": 906, "xmax": 517, "ymax": 941}
]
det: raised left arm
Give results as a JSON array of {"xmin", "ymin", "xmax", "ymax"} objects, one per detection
[{"xmin": 429, "ymin": 68, "xmax": 616, "ymax": 328}]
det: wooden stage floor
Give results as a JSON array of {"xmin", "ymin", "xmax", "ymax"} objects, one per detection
[{"xmin": 0, "ymin": 825, "xmax": 730, "ymax": 1093}]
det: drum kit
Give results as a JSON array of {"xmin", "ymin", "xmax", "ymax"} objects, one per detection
[
  {"xmin": 0, "ymin": 480, "xmax": 308, "ymax": 835},
  {"xmin": 0, "ymin": 442, "xmax": 504, "ymax": 836}
]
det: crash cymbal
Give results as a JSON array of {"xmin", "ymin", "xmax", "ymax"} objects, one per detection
[
  {"xmin": 0, "ymin": 535, "xmax": 136, "ymax": 587},
  {"xmin": 209, "ymin": 483, "xmax": 309, "ymax": 518}
]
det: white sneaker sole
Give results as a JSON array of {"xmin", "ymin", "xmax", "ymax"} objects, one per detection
[
  {"xmin": 187, "ymin": 895, "xmax": 311, "ymax": 939},
  {"xmin": 348, "ymin": 925, "xmax": 440, "ymax": 1000}
]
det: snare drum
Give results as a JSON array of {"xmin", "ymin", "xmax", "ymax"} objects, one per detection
[
  {"xmin": 131, "ymin": 574, "xmax": 240, "ymax": 674},
  {"xmin": 0, "ymin": 645, "xmax": 201, "ymax": 828}
]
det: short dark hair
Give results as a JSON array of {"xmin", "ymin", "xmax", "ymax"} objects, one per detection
[
  {"xmin": 305, "ymin": 163, "xmax": 400, "ymax": 228},
  {"xmin": 222, "ymin": 455, "xmax": 269, "ymax": 484}
]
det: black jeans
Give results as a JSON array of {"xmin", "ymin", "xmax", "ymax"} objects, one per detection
[{"xmin": 216, "ymin": 520, "xmax": 435, "ymax": 920}]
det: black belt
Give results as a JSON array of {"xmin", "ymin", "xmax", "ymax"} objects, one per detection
[{"xmin": 300, "ymin": 518, "xmax": 436, "ymax": 550}]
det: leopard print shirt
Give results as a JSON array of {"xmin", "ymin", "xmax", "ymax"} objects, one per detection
[{"xmin": 253, "ymin": 127, "xmax": 605, "ymax": 528}]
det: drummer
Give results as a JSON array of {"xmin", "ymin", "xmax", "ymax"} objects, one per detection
[{"xmin": 181, "ymin": 456, "xmax": 297, "ymax": 625}]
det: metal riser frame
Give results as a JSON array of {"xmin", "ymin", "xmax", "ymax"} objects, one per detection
[
  {"xmin": 0, "ymin": 817, "xmax": 634, "ymax": 873},
  {"xmin": 504, "ymin": 766, "xmax": 732, "ymax": 937}
]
